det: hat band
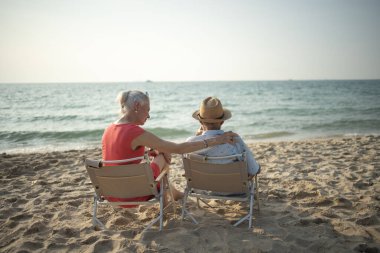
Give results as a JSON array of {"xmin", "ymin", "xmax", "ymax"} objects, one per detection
[{"xmin": 198, "ymin": 113, "xmax": 225, "ymax": 120}]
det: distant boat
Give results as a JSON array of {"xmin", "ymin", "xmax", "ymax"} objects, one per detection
[{"xmin": 146, "ymin": 80, "xmax": 153, "ymax": 83}]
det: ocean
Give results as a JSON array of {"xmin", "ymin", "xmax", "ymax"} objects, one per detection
[{"xmin": 1, "ymin": 80, "xmax": 379, "ymax": 153}]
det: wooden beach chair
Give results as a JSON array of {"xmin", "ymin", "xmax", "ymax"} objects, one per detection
[
  {"xmin": 85, "ymin": 154, "xmax": 174, "ymax": 232},
  {"xmin": 181, "ymin": 152, "xmax": 259, "ymax": 229}
]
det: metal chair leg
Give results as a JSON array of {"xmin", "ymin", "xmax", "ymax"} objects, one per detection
[
  {"xmin": 255, "ymin": 175, "xmax": 260, "ymax": 211},
  {"xmin": 92, "ymin": 194, "xmax": 105, "ymax": 229}
]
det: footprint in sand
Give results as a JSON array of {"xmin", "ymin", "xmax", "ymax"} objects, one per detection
[
  {"xmin": 91, "ymin": 239, "xmax": 116, "ymax": 252},
  {"xmin": 354, "ymin": 243, "xmax": 380, "ymax": 253},
  {"xmin": 32, "ymin": 164, "xmax": 49, "ymax": 171},
  {"xmin": 23, "ymin": 221, "xmax": 47, "ymax": 235},
  {"xmin": 20, "ymin": 241, "xmax": 44, "ymax": 251},
  {"xmin": 81, "ymin": 235, "xmax": 99, "ymax": 245},
  {"xmin": 120, "ymin": 229, "xmax": 139, "ymax": 238},
  {"xmin": 33, "ymin": 197, "xmax": 42, "ymax": 205},
  {"xmin": 355, "ymin": 215, "xmax": 378, "ymax": 226},
  {"xmin": 332, "ymin": 197, "xmax": 352, "ymax": 209},
  {"xmin": 9, "ymin": 213, "xmax": 33, "ymax": 221},
  {"xmin": 298, "ymin": 217, "xmax": 328, "ymax": 227},
  {"xmin": 290, "ymin": 189, "xmax": 318, "ymax": 199},
  {"xmin": 112, "ymin": 216, "xmax": 131, "ymax": 226},
  {"xmin": 47, "ymin": 242, "xmax": 69, "ymax": 251},
  {"xmin": 67, "ymin": 199, "xmax": 82, "ymax": 207},
  {"xmin": 53, "ymin": 227, "xmax": 80, "ymax": 238},
  {"xmin": 5, "ymin": 220, "xmax": 18, "ymax": 229},
  {"xmin": 353, "ymin": 180, "xmax": 373, "ymax": 189},
  {"xmin": 42, "ymin": 213, "xmax": 54, "ymax": 219},
  {"xmin": 4, "ymin": 197, "xmax": 17, "ymax": 204},
  {"xmin": 305, "ymin": 196, "xmax": 333, "ymax": 207},
  {"xmin": 13, "ymin": 198, "xmax": 28, "ymax": 207},
  {"xmin": 321, "ymin": 209, "xmax": 340, "ymax": 218}
]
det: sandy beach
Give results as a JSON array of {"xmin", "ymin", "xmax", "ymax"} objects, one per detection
[{"xmin": 1, "ymin": 135, "xmax": 379, "ymax": 252}]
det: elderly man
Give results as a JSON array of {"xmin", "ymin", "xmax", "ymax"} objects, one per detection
[{"xmin": 186, "ymin": 97, "xmax": 260, "ymax": 176}]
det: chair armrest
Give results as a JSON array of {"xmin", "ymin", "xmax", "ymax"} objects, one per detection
[
  {"xmin": 155, "ymin": 166, "xmax": 169, "ymax": 182},
  {"xmin": 248, "ymin": 164, "xmax": 261, "ymax": 180},
  {"xmin": 183, "ymin": 153, "xmax": 245, "ymax": 163},
  {"xmin": 85, "ymin": 159, "xmax": 102, "ymax": 168}
]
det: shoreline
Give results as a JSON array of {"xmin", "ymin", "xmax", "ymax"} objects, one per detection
[
  {"xmin": 1, "ymin": 135, "xmax": 379, "ymax": 252},
  {"xmin": 2, "ymin": 133, "xmax": 379, "ymax": 155}
]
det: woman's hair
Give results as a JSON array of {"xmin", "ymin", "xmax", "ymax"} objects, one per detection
[{"xmin": 116, "ymin": 90, "xmax": 149, "ymax": 115}]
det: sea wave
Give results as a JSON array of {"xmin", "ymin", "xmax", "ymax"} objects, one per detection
[
  {"xmin": 247, "ymin": 131, "xmax": 294, "ymax": 139},
  {"xmin": 301, "ymin": 119, "xmax": 380, "ymax": 131},
  {"xmin": 31, "ymin": 115, "xmax": 79, "ymax": 122},
  {"xmin": 245, "ymin": 108, "xmax": 317, "ymax": 116},
  {"xmin": 0, "ymin": 127, "xmax": 192, "ymax": 144},
  {"xmin": 0, "ymin": 129, "xmax": 104, "ymax": 143},
  {"xmin": 29, "ymin": 114, "xmax": 113, "ymax": 122},
  {"xmin": 146, "ymin": 127, "xmax": 192, "ymax": 138}
]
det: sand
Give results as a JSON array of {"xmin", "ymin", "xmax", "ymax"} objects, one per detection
[{"xmin": 0, "ymin": 135, "xmax": 379, "ymax": 252}]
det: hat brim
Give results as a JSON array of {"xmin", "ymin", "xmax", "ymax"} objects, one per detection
[{"xmin": 192, "ymin": 109, "xmax": 232, "ymax": 123}]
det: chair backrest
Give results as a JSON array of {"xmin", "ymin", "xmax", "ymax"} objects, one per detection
[
  {"xmin": 182, "ymin": 153, "xmax": 249, "ymax": 193},
  {"xmin": 85, "ymin": 157, "xmax": 158, "ymax": 199}
]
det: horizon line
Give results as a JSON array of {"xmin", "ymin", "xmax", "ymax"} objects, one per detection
[{"xmin": 1, "ymin": 78, "xmax": 380, "ymax": 84}]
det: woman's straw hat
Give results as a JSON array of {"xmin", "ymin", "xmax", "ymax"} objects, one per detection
[{"xmin": 192, "ymin": 97, "xmax": 232, "ymax": 123}]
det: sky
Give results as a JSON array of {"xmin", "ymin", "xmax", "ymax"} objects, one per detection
[{"xmin": 0, "ymin": 0, "xmax": 379, "ymax": 83}]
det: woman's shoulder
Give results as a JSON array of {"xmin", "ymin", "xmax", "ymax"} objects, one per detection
[{"xmin": 105, "ymin": 123, "xmax": 144, "ymax": 133}]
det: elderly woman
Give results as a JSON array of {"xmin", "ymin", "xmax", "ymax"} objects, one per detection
[{"xmin": 102, "ymin": 90, "xmax": 237, "ymax": 205}]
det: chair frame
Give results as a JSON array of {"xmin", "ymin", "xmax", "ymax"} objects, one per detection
[
  {"xmin": 85, "ymin": 154, "xmax": 173, "ymax": 232},
  {"xmin": 181, "ymin": 152, "xmax": 259, "ymax": 229}
]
